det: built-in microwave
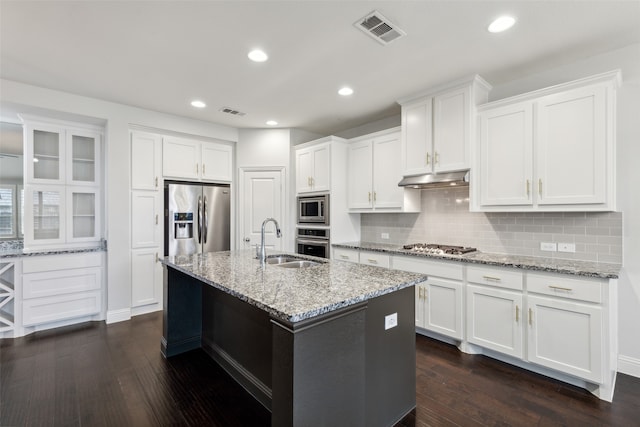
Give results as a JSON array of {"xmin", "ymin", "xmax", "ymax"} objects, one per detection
[{"xmin": 297, "ymin": 194, "xmax": 329, "ymax": 225}]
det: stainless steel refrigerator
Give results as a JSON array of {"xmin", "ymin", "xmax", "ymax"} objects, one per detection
[{"xmin": 164, "ymin": 181, "xmax": 230, "ymax": 256}]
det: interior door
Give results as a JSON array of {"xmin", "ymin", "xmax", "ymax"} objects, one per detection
[{"xmin": 239, "ymin": 169, "xmax": 284, "ymax": 252}]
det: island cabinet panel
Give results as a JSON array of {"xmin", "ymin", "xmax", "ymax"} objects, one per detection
[{"xmin": 161, "ymin": 268, "xmax": 202, "ymax": 358}]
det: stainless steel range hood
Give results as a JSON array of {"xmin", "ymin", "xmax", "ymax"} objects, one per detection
[{"xmin": 398, "ymin": 170, "xmax": 470, "ymax": 189}]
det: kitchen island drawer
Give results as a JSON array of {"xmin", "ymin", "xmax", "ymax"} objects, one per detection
[
  {"xmin": 359, "ymin": 251, "xmax": 390, "ymax": 268},
  {"xmin": 467, "ymin": 265, "xmax": 523, "ymax": 291},
  {"xmin": 333, "ymin": 248, "xmax": 359, "ymax": 263},
  {"xmin": 527, "ymin": 273, "xmax": 603, "ymax": 303}
]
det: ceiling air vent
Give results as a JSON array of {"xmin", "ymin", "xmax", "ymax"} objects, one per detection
[
  {"xmin": 219, "ymin": 107, "xmax": 246, "ymax": 117},
  {"xmin": 355, "ymin": 10, "xmax": 406, "ymax": 45}
]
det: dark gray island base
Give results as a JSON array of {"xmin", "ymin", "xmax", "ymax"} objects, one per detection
[{"xmin": 160, "ymin": 250, "xmax": 425, "ymax": 427}]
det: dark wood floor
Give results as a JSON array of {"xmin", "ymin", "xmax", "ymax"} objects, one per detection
[{"xmin": 1, "ymin": 312, "xmax": 639, "ymax": 426}]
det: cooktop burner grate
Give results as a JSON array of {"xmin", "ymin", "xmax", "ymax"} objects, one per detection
[{"xmin": 402, "ymin": 243, "xmax": 477, "ymax": 255}]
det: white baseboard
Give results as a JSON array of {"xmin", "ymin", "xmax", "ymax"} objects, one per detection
[
  {"xmin": 131, "ymin": 303, "xmax": 162, "ymax": 317},
  {"xmin": 106, "ymin": 308, "xmax": 131, "ymax": 324},
  {"xmin": 618, "ymin": 355, "xmax": 640, "ymax": 378}
]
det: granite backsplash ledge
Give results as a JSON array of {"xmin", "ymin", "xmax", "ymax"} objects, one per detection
[{"xmin": 360, "ymin": 187, "xmax": 622, "ymax": 264}]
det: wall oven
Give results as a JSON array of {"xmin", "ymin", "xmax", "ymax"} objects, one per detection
[
  {"xmin": 297, "ymin": 194, "xmax": 329, "ymax": 225},
  {"xmin": 296, "ymin": 228, "xmax": 330, "ymax": 259}
]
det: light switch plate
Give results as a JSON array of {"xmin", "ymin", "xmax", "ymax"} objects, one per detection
[
  {"xmin": 558, "ymin": 243, "xmax": 576, "ymax": 253},
  {"xmin": 385, "ymin": 313, "xmax": 398, "ymax": 330},
  {"xmin": 381, "ymin": 232, "xmax": 389, "ymax": 239}
]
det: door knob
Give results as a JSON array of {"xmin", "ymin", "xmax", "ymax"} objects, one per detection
[{"xmin": 243, "ymin": 237, "xmax": 250, "ymax": 242}]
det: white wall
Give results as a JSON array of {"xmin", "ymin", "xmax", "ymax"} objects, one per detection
[
  {"xmin": 488, "ymin": 43, "xmax": 640, "ymax": 376},
  {"xmin": 1, "ymin": 78, "xmax": 238, "ymax": 323}
]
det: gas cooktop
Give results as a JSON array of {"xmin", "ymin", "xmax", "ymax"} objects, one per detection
[{"xmin": 402, "ymin": 243, "xmax": 477, "ymax": 256}]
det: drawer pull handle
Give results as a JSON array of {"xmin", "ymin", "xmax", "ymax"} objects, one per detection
[
  {"xmin": 340, "ymin": 255, "xmax": 349, "ymax": 259},
  {"xmin": 367, "ymin": 258, "xmax": 377, "ymax": 263},
  {"xmin": 482, "ymin": 275, "xmax": 501, "ymax": 281},
  {"xmin": 548, "ymin": 285, "xmax": 573, "ymax": 292}
]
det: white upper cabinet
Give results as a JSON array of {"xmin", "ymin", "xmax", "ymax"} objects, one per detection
[
  {"xmin": 131, "ymin": 131, "xmax": 162, "ymax": 191},
  {"xmin": 478, "ymin": 101, "xmax": 534, "ymax": 207},
  {"xmin": 21, "ymin": 115, "xmax": 103, "ymax": 249},
  {"xmin": 347, "ymin": 128, "xmax": 419, "ymax": 212},
  {"xmin": 473, "ymin": 71, "xmax": 619, "ymax": 212},
  {"xmin": 401, "ymin": 100, "xmax": 433, "ymax": 176},
  {"xmin": 399, "ymin": 75, "xmax": 491, "ymax": 177},
  {"xmin": 536, "ymin": 85, "xmax": 607, "ymax": 206},
  {"xmin": 295, "ymin": 142, "xmax": 330, "ymax": 194},
  {"xmin": 163, "ymin": 136, "xmax": 233, "ymax": 183}
]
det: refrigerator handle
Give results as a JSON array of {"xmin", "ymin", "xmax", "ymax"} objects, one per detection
[
  {"xmin": 198, "ymin": 196, "xmax": 203, "ymax": 244},
  {"xmin": 203, "ymin": 195, "xmax": 208, "ymax": 244}
]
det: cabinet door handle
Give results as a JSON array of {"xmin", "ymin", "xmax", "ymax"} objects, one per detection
[
  {"xmin": 529, "ymin": 308, "xmax": 533, "ymax": 326},
  {"xmin": 538, "ymin": 179, "xmax": 542, "ymax": 195},
  {"xmin": 155, "ymin": 214, "xmax": 158, "ymax": 225},
  {"xmin": 367, "ymin": 258, "xmax": 377, "ymax": 264},
  {"xmin": 373, "ymin": 191, "xmax": 377, "ymax": 202},
  {"xmin": 340, "ymin": 254, "xmax": 349, "ymax": 259},
  {"xmin": 516, "ymin": 305, "xmax": 520, "ymax": 322},
  {"xmin": 368, "ymin": 192, "xmax": 371, "ymax": 202},
  {"xmin": 434, "ymin": 151, "xmax": 439, "ymax": 165},
  {"xmin": 203, "ymin": 164, "xmax": 206, "ymax": 175},
  {"xmin": 308, "ymin": 176, "xmax": 311, "ymax": 187},
  {"xmin": 155, "ymin": 252, "xmax": 159, "ymax": 263},
  {"xmin": 526, "ymin": 180, "xmax": 530, "ymax": 197},
  {"xmin": 418, "ymin": 287, "xmax": 423, "ymax": 299},
  {"xmin": 482, "ymin": 275, "xmax": 501, "ymax": 281},
  {"xmin": 426, "ymin": 152, "xmax": 430, "ymax": 165},
  {"xmin": 155, "ymin": 177, "xmax": 158, "ymax": 188},
  {"xmin": 548, "ymin": 285, "xmax": 573, "ymax": 292},
  {"xmin": 196, "ymin": 163, "xmax": 199, "ymax": 174}
]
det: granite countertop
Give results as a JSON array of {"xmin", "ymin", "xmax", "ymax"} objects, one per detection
[
  {"xmin": 333, "ymin": 241, "xmax": 621, "ymax": 279},
  {"xmin": 0, "ymin": 240, "xmax": 107, "ymax": 259},
  {"xmin": 160, "ymin": 249, "xmax": 426, "ymax": 323}
]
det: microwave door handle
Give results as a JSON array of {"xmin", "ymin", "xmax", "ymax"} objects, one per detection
[
  {"xmin": 198, "ymin": 196, "xmax": 203, "ymax": 244},
  {"xmin": 203, "ymin": 195, "xmax": 208, "ymax": 244}
]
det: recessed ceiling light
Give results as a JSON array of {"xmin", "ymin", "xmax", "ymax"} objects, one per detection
[
  {"xmin": 338, "ymin": 87, "xmax": 354, "ymax": 96},
  {"xmin": 248, "ymin": 49, "xmax": 268, "ymax": 62},
  {"xmin": 488, "ymin": 16, "xmax": 516, "ymax": 33},
  {"xmin": 266, "ymin": 120, "xmax": 278, "ymax": 126},
  {"xmin": 191, "ymin": 100, "xmax": 206, "ymax": 108}
]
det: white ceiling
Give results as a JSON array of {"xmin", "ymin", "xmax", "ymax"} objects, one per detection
[{"xmin": 1, "ymin": 1, "xmax": 639, "ymax": 136}]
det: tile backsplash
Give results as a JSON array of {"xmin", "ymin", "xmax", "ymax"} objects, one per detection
[{"xmin": 361, "ymin": 187, "xmax": 622, "ymax": 264}]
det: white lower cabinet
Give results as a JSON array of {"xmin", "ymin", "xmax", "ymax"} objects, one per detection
[
  {"xmin": 392, "ymin": 255, "xmax": 463, "ymax": 340},
  {"xmin": 131, "ymin": 248, "xmax": 163, "ymax": 308},
  {"xmin": 383, "ymin": 253, "xmax": 615, "ymax": 401},
  {"xmin": 21, "ymin": 253, "xmax": 103, "ymax": 327},
  {"xmin": 466, "ymin": 284, "xmax": 524, "ymax": 358}
]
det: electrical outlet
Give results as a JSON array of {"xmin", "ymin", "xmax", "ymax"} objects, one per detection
[
  {"xmin": 381, "ymin": 232, "xmax": 390, "ymax": 239},
  {"xmin": 384, "ymin": 313, "xmax": 398, "ymax": 330},
  {"xmin": 558, "ymin": 243, "xmax": 576, "ymax": 253},
  {"xmin": 540, "ymin": 242, "xmax": 557, "ymax": 252}
]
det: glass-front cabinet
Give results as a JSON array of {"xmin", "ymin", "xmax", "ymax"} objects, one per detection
[{"xmin": 20, "ymin": 115, "xmax": 103, "ymax": 249}]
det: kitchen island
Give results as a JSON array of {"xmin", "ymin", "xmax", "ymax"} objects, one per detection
[{"xmin": 160, "ymin": 250, "xmax": 426, "ymax": 427}]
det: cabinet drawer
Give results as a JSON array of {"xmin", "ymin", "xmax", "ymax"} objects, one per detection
[
  {"xmin": 359, "ymin": 251, "xmax": 390, "ymax": 268},
  {"xmin": 23, "ymin": 266, "xmax": 101, "ymax": 299},
  {"xmin": 333, "ymin": 248, "xmax": 359, "ymax": 263},
  {"xmin": 22, "ymin": 290, "xmax": 101, "ymax": 326},
  {"xmin": 527, "ymin": 273, "xmax": 603, "ymax": 303},
  {"xmin": 22, "ymin": 252, "xmax": 102, "ymax": 274},
  {"xmin": 392, "ymin": 255, "xmax": 463, "ymax": 280},
  {"xmin": 467, "ymin": 265, "xmax": 523, "ymax": 291}
]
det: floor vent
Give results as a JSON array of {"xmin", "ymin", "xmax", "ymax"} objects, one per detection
[
  {"xmin": 355, "ymin": 10, "xmax": 406, "ymax": 45},
  {"xmin": 219, "ymin": 107, "xmax": 246, "ymax": 116}
]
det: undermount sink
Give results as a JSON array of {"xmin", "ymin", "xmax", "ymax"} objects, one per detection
[
  {"xmin": 266, "ymin": 255, "xmax": 321, "ymax": 268},
  {"xmin": 277, "ymin": 260, "xmax": 320, "ymax": 269}
]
